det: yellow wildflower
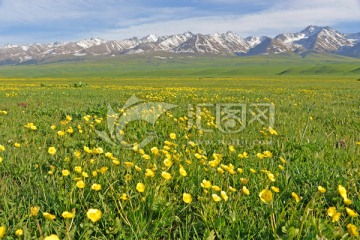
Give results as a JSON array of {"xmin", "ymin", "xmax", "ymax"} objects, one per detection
[
  {"xmin": 0, "ymin": 145, "xmax": 5, "ymax": 151},
  {"xmin": 347, "ymin": 223, "xmax": 359, "ymax": 236},
  {"xmin": 48, "ymin": 147, "xmax": 57, "ymax": 155},
  {"xmin": 120, "ymin": 193, "xmax": 128, "ymax": 200},
  {"xmin": 76, "ymin": 180, "xmax": 85, "ymax": 189},
  {"xmin": 201, "ymin": 180, "xmax": 212, "ymax": 189},
  {"xmin": 212, "ymin": 194, "xmax": 222, "ymax": 202},
  {"xmin": 179, "ymin": 165, "xmax": 187, "ymax": 176},
  {"xmin": 170, "ymin": 133, "xmax": 176, "ymax": 140},
  {"xmin": 15, "ymin": 229, "xmax": 23, "ymax": 237},
  {"xmin": 327, "ymin": 207, "xmax": 337, "ymax": 217},
  {"xmin": 338, "ymin": 185, "xmax": 347, "ymax": 199},
  {"xmin": 0, "ymin": 226, "xmax": 6, "ymax": 238},
  {"xmin": 317, "ymin": 186, "xmax": 326, "ymax": 193},
  {"xmin": 211, "ymin": 185, "xmax": 221, "ymax": 192},
  {"xmin": 43, "ymin": 212, "xmax": 56, "ymax": 220},
  {"xmin": 346, "ymin": 207, "xmax": 359, "ymax": 217},
  {"xmin": 136, "ymin": 183, "xmax": 145, "ymax": 193},
  {"xmin": 271, "ymin": 186, "xmax": 280, "ymax": 193},
  {"xmin": 332, "ymin": 212, "xmax": 341, "ymax": 222},
  {"xmin": 62, "ymin": 170, "xmax": 70, "ymax": 176},
  {"xmin": 30, "ymin": 206, "xmax": 40, "ymax": 217},
  {"xmin": 62, "ymin": 211, "xmax": 75, "ymax": 219},
  {"xmin": 161, "ymin": 171, "xmax": 172, "ymax": 180},
  {"xmin": 183, "ymin": 193, "xmax": 193, "ymax": 203},
  {"xmin": 14, "ymin": 143, "xmax": 21, "ymax": 148},
  {"xmin": 44, "ymin": 234, "xmax": 60, "ymax": 240},
  {"xmin": 145, "ymin": 169, "xmax": 155, "ymax": 178},
  {"xmin": 259, "ymin": 189, "xmax": 273, "ymax": 203},
  {"xmin": 220, "ymin": 191, "xmax": 228, "ymax": 201},
  {"xmin": 291, "ymin": 192, "xmax": 301, "ymax": 202},
  {"xmin": 242, "ymin": 186, "xmax": 250, "ymax": 195},
  {"xmin": 91, "ymin": 184, "xmax": 102, "ymax": 191},
  {"xmin": 86, "ymin": 209, "xmax": 102, "ymax": 223}
]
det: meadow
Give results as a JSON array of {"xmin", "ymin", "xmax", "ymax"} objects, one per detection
[{"xmin": 0, "ymin": 54, "xmax": 359, "ymax": 239}]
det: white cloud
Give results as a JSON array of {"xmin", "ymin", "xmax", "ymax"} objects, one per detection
[{"xmin": 92, "ymin": 0, "xmax": 360, "ymax": 39}]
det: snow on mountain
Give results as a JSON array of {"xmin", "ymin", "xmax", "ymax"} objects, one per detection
[{"xmin": 0, "ymin": 26, "xmax": 359, "ymax": 64}]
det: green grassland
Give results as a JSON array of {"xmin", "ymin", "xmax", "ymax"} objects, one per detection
[{"xmin": 0, "ymin": 54, "xmax": 359, "ymax": 239}]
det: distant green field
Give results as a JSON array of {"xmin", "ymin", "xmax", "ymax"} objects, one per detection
[{"xmin": 0, "ymin": 53, "xmax": 360, "ymax": 79}]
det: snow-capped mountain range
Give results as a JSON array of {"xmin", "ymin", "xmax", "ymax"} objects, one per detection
[{"xmin": 1, "ymin": 26, "xmax": 360, "ymax": 64}]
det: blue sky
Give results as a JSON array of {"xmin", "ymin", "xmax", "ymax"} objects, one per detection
[{"xmin": 0, "ymin": 0, "xmax": 360, "ymax": 45}]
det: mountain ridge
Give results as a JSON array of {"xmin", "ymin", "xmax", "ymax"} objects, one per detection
[{"xmin": 1, "ymin": 26, "xmax": 360, "ymax": 65}]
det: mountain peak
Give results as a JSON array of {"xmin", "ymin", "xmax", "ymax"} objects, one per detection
[{"xmin": 1, "ymin": 26, "xmax": 359, "ymax": 65}]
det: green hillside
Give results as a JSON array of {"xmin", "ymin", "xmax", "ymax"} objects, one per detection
[{"xmin": 0, "ymin": 53, "xmax": 359, "ymax": 79}]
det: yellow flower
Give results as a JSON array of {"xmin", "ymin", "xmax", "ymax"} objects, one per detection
[
  {"xmin": 51, "ymin": 125, "xmax": 57, "ymax": 130},
  {"xmin": 76, "ymin": 180, "xmax": 85, "ymax": 189},
  {"xmin": 268, "ymin": 127, "xmax": 278, "ymax": 135},
  {"xmin": 66, "ymin": 115, "xmax": 72, "ymax": 122},
  {"xmin": 291, "ymin": 192, "xmax": 301, "ymax": 202},
  {"xmin": 170, "ymin": 133, "xmax": 176, "ymax": 140},
  {"xmin": 93, "ymin": 147, "xmax": 103, "ymax": 154},
  {"xmin": 74, "ymin": 166, "xmax": 82, "ymax": 173},
  {"xmin": 0, "ymin": 157, "xmax": 3, "ymax": 163},
  {"xmin": 57, "ymin": 130, "xmax": 65, "ymax": 136},
  {"xmin": 240, "ymin": 178, "xmax": 248, "ymax": 185},
  {"xmin": 256, "ymin": 153, "xmax": 264, "ymax": 159},
  {"xmin": 91, "ymin": 184, "xmax": 102, "ymax": 191},
  {"xmin": 229, "ymin": 186, "xmax": 237, "ymax": 192},
  {"xmin": 30, "ymin": 206, "xmax": 40, "ymax": 217},
  {"xmin": 220, "ymin": 191, "xmax": 229, "ymax": 201},
  {"xmin": 44, "ymin": 234, "xmax": 60, "ymax": 240},
  {"xmin": 346, "ymin": 207, "xmax": 359, "ymax": 217},
  {"xmin": 279, "ymin": 157, "xmax": 287, "ymax": 164},
  {"xmin": 259, "ymin": 189, "xmax": 273, "ymax": 203},
  {"xmin": 136, "ymin": 183, "xmax": 145, "ymax": 193},
  {"xmin": 267, "ymin": 172, "xmax": 276, "ymax": 182},
  {"xmin": 271, "ymin": 186, "xmax": 280, "ymax": 193},
  {"xmin": 327, "ymin": 207, "xmax": 337, "ymax": 217},
  {"xmin": 250, "ymin": 168, "xmax": 257, "ymax": 173},
  {"xmin": 212, "ymin": 194, "xmax": 222, "ymax": 202},
  {"xmin": 145, "ymin": 169, "xmax": 155, "ymax": 178},
  {"xmin": 74, "ymin": 150, "xmax": 81, "ymax": 158},
  {"xmin": 151, "ymin": 147, "xmax": 160, "ymax": 155},
  {"xmin": 0, "ymin": 145, "xmax": 5, "ymax": 151},
  {"xmin": 344, "ymin": 197, "xmax": 352, "ymax": 205},
  {"xmin": 338, "ymin": 185, "xmax": 347, "ymax": 199},
  {"xmin": 317, "ymin": 186, "xmax": 326, "ymax": 193},
  {"xmin": 263, "ymin": 151, "xmax": 272, "ymax": 158},
  {"xmin": 332, "ymin": 212, "xmax": 341, "ymax": 222},
  {"xmin": 161, "ymin": 171, "xmax": 172, "ymax": 180},
  {"xmin": 179, "ymin": 165, "xmax": 187, "ymax": 176},
  {"xmin": 201, "ymin": 180, "xmax": 212, "ymax": 189},
  {"xmin": 347, "ymin": 223, "xmax": 359, "ymax": 236},
  {"xmin": 278, "ymin": 165, "xmax": 285, "ymax": 171},
  {"xmin": 124, "ymin": 162, "xmax": 134, "ymax": 168},
  {"xmin": 62, "ymin": 170, "xmax": 70, "ymax": 176},
  {"xmin": 356, "ymin": 142, "xmax": 360, "ymax": 146},
  {"xmin": 242, "ymin": 186, "xmax": 250, "ymax": 195},
  {"xmin": 43, "ymin": 212, "xmax": 56, "ymax": 220},
  {"xmin": 212, "ymin": 185, "xmax": 221, "ymax": 192},
  {"xmin": 62, "ymin": 211, "xmax": 75, "ymax": 219},
  {"xmin": 228, "ymin": 145, "xmax": 235, "ymax": 152},
  {"xmin": 48, "ymin": 147, "xmax": 57, "ymax": 155},
  {"xmin": 86, "ymin": 209, "xmax": 102, "ymax": 223},
  {"xmin": 238, "ymin": 152, "xmax": 248, "ymax": 159},
  {"xmin": 14, "ymin": 143, "xmax": 21, "ymax": 148},
  {"xmin": 120, "ymin": 193, "xmax": 128, "ymax": 200},
  {"xmin": 0, "ymin": 226, "xmax": 6, "ymax": 238},
  {"xmin": 183, "ymin": 193, "xmax": 193, "ymax": 203},
  {"xmin": 15, "ymin": 229, "xmax": 23, "ymax": 236},
  {"xmin": 163, "ymin": 159, "xmax": 173, "ymax": 167}
]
